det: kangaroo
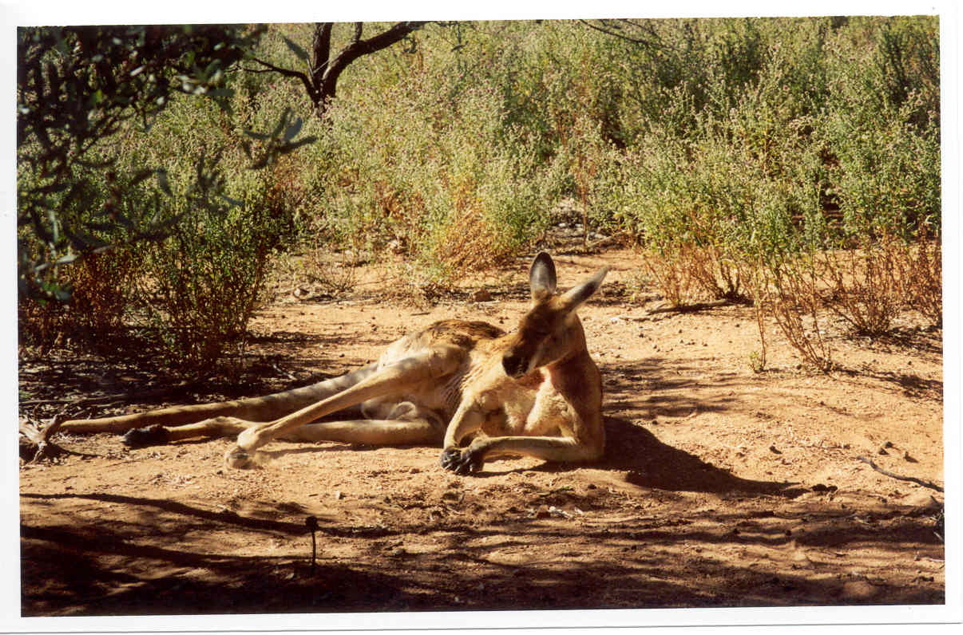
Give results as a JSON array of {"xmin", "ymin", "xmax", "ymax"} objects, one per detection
[{"xmin": 54, "ymin": 253, "xmax": 609, "ymax": 474}]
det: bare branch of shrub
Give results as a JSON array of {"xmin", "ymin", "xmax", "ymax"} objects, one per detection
[
  {"xmin": 756, "ymin": 254, "xmax": 835, "ymax": 372},
  {"xmin": 822, "ymin": 235, "xmax": 907, "ymax": 337}
]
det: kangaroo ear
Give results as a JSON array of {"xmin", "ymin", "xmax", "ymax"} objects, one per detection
[
  {"xmin": 530, "ymin": 252, "xmax": 558, "ymax": 301},
  {"xmin": 560, "ymin": 265, "xmax": 609, "ymax": 310}
]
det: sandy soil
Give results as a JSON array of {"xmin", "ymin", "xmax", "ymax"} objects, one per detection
[{"xmin": 18, "ymin": 248, "xmax": 945, "ymax": 617}]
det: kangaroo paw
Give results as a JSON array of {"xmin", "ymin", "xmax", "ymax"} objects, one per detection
[
  {"xmin": 122, "ymin": 425, "xmax": 170, "ymax": 448},
  {"xmin": 439, "ymin": 447, "xmax": 484, "ymax": 475}
]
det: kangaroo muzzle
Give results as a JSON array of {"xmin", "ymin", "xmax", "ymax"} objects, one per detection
[{"xmin": 502, "ymin": 352, "xmax": 530, "ymax": 379}]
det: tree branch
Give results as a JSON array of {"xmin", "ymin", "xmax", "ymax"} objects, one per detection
[
  {"xmin": 312, "ymin": 23, "xmax": 333, "ymax": 83},
  {"xmin": 249, "ymin": 56, "xmax": 318, "ymax": 102},
  {"xmin": 320, "ymin": 21, "xmax": 427, "ymax": 104},
  {"xmin": 857, "ymin": 456, "xmax": 944, "ymax": 492},
  {"xmin": 578, "ymin": 18, "xmax": 662, "ymax": 48}
]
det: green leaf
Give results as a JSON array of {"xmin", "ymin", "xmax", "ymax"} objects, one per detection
[
  {"xmin": 54, "ymin": 253, "xmax": 79, "ymax": 266},
  {"xmin": 47, "ymin": 210, "xmax": 60, "ymax": 244}
]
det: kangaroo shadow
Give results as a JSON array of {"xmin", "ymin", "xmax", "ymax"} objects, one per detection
[
  {"xmin": 598, "ymin": 416, "xmax": 804, "ymax": 496},
  {"xmin": 517, "ymin": 416, "xmax": 803, "ymax": 498}
]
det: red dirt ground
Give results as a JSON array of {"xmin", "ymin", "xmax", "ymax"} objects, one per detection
[{"xmin": 18, "ymin": 248, "xmax": 946, "ymax": 619}]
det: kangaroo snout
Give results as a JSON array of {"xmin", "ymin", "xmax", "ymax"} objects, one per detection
[{"xmin": 502, "ymin": 352, "xmax": 529, "ymax": 378}]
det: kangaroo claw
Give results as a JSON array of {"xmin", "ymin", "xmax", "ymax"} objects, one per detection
[
  {"xmin": 439, "ymin": 447, "xmax": 483, "ymax": 475},
  {"xmin": 225, "ymin": 446, "xmax": 259, "ymax": 469}
]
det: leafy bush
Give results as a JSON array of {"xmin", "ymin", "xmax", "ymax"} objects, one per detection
[
  {"xmin": 136, "ymin": 155, "xmax": 277, "ymax": 370},
  {"xmin": 16, "ymin": 25, "xmax": 262, "ymax": 300},
  {"xmin": 224, "ymin": 16, "xmax": 938, "ymax": 288},
  {"xmin": 18, "ymin": 249, "xmax": 141, "ymax": 353},
  {"xmin": 18, "ymin": 25, "xmax": 315, "ymax": 373},
  {"xmin": 309, "ymin": 55, "xmax": 556, "ymax": 278}
]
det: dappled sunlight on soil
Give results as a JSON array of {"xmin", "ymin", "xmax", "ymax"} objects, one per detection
[{"xmin": 20, "ymin": 249, "xmax": 944, "ymax": 616}]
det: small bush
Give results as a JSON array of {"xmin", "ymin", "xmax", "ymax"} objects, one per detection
[
  {"xmin": 641, "ymin": 246, "xmax": 700, "ymax": 308},
  {"xmin": 19, "ymin": 249, "xmax": 141, "ymax": 353},
  {"xmin": 136, "ymin": 156, "xmax": 277, "ymax": 372},
  {"xmin": 904, "ymin": 233, "xmax": 942, "ymax": 327},
  {"xmin": 642, "ymin": 242, "xmax": 748, "ymax": 308},
  {"xmin": 822, "ymin": 236, "xmax": 908, "ymax": 337},
  {"xmin": 756, "ymin": 254, "xmax": 835, "ymax": 372},
  {"xmin": 269, "ymin": 248, "xmax": 362, "ymax": 300}
]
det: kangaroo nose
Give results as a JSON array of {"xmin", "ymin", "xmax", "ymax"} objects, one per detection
[{"xmin": 502, "ymin": 353, "xmax": 527, "ymax": 378}]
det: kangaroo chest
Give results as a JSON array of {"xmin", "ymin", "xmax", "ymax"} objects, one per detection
[{"xmin": 475, "ymin": 368, "xmax": 574, "ymax": 437}]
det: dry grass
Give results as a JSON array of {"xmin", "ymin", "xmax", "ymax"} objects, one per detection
[
  {"xmin": 432, "ymin": 208, "xmax": 510, "ymax": 280},
  {"xmin": 822, "ymin": 236, "xmax": 907, "ymax": 337},
  {"xmin": 641, "ymin": 247, "xmax": 701, "ymax": 308},
  {"xmin": 756, "ymin": 254, "xmax": 836, "ymax": 373},
  {"xmin": 276, "ymin": 249, "xmax": 361, "ymax": 298},
  {"xmin": 19, "ymin": 250, "xmax": 139, "ymax": 353},
  {"xmin": 905, "ymin": 235, "xmax": 942, "ymax": 327},
  {"xmin": 642, "ymin": 242, "xmax": 749, "ymax": 309}
]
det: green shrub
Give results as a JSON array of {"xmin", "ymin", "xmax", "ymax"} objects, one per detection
[{"xmin": 137, "ymin": 156, "xmax": 277, "ymax": 370}]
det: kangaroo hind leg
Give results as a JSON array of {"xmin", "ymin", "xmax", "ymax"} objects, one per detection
[
  {"xmin": 284, "ymin": 417, "xmax": 443, "ymax": 446},
  {"xmin": 228, "ymin": 348, "xmax": 462, "ymax": 466},
  {"xmin": 117, "ymin": 365, "xmax": 378, "ymax": 448}
]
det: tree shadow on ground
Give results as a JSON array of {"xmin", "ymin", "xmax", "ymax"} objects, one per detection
[
  {"xmin": 21, "ymin": 486, "xmax": 944, "ymax": 616},
  {"xmin": 21, "ymin": 525, "xmax": 418, "ymax": 616}
]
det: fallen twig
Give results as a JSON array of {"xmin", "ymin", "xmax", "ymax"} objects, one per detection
[
  {"xmin": 647, "ymin": 299, "xmax": 734, "ymax": 315},
  {"xmin": 19, "ymin": 412, "xmax": 73, "ymax": 463},
  {"xmin": 857, "ymin": 456, "xmax": 944, "ymax": 492}
]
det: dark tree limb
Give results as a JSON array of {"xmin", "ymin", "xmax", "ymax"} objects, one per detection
[
  {"xmin": 578, "ymin": 18, "xmax": 663, "ymax": 48},
  {"xmin": 311, "ymin": 22, "xmax": 333, "ymax": 81},
  {"xmin": 248, "ymin": 57, "xmax": 318, "ymax": 104},
  {"xmin": 318, "ymin": 21, "xmax": 427, "ymax": 109},
  {"xmin": 248, "ymin": 21, "xmax": 428, "ymax": 118}
]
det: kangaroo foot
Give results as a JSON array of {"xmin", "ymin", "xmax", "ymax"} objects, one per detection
[{"xmin": 122, "ymin": 425, "xmax": 170, "ymax": 448}]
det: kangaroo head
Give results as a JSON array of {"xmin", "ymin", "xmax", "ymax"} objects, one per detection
[{"xmin": 501, "ymin": 252, "xmax": 609, "ymax": 379}]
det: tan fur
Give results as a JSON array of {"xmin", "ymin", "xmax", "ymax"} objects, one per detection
[{"xmin": 57, "ymin": 253, "xmax": 608, "ymax": 474}]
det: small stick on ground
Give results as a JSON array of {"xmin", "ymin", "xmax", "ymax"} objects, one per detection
[
  {"xmin": 647, "ymin": 299, "xmax": 733, "ymax": 315},
  {"xmin": 857, "ymin": 456, "xmax": 944, "ymax": 492},
  {"xmin": 19, "ymin": 412, "xmax": 72, "ymax": 463}
]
